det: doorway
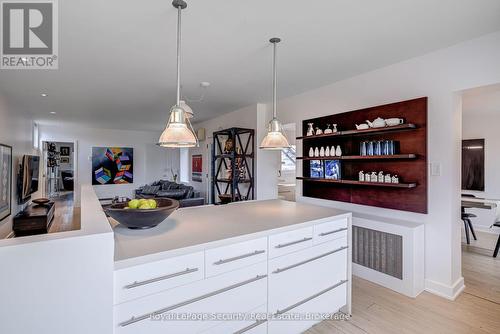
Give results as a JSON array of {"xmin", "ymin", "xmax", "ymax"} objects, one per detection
[
  {"xmin": 42, "ymin": 141, "xmax": 80, "ymax": 232},
  {"xmin": 459, "ymin": 83, "xmax": 500, "ymax": 304}
]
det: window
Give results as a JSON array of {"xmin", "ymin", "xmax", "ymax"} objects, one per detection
[{"xmin": 281, "ymin": 145, "xmax": 296, "ymax": 171}]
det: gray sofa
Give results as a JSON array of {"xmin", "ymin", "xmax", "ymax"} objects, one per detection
[{"xmin": 135, "ymin": 180, "xmax": 205, "ymax": 208}]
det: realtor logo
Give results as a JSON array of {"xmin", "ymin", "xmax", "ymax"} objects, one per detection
[{"xmin": 1, "ymin": 0, "xmax": 58, "ymax": 69}]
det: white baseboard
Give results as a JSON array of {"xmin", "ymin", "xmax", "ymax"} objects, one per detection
[{"xmin": 425, "ymin": 276, "xmax": 465, "ymax": 300}]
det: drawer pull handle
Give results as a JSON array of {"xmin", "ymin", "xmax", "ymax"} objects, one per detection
[
  {"xmin": 233, "ymin": 319, "xmax": 267, "ymax": 334},
  {"xmin": 272, "ymin": 246, "xmax": 348, "ymax": 274},
  {"xmin": 124, "ymin": 267, "xmax": 199, "ymax": 290},
  {"xmin": 119, "ymin": 275, "xmax": 268, "ymax": 327},
  {"xmin": 214, "ymin": 250, "xmax": 266, "ymax": 265},
  {"xmin": 319, "ymin": 227, "xmax": 348, "ymax": 237},
  {"xmin": 275, "ymin": 237, "xmax": 312, "ymax": 249},
  {"xmin": 276, "ymin": 280, "xmax": 348, "ymax": 315}
]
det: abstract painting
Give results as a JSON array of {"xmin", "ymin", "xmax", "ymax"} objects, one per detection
[
  {"xmin": 192, "ymin": 154, "xmax": 202, "ymax": 182},
  {"xmin": 92, "ymin": 147, "xmax": 133, "ymax": 185},
  {"xmin": 462, "ymin": 139, "xmax": 484, "ymax": 191},
  {"xmin": 0, "ymin": 144, "xmax": 12, "ymax": 222}
]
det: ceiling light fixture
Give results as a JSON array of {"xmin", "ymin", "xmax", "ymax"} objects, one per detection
[
  {"xmin": 41, "ymin": 93, "xmax": 48, "ymax": 97},
  {"xmin": 259, "ymin": 38, "xmax": 290, "ymax": 150},
  {"xmin": 50, "ymin": 111, "xmax": 56, "ymax": 114},
  {"xmin": 158, "ymin": 0, "xmax": 198, "ymax": 148}
]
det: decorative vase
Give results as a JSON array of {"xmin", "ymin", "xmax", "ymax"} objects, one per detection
[
  {"xmin": 306, "ymin": 123, "xmax": 314, "ymax": 136},
  {"xmin": 314, "ymin": 147, "xmax": 319, "ymax": 157},
  {"xmin": 320, "ymin": 147, "xmax": 325, "ymax": 157},
  {"xmin": 378, "ymin": 171, "xmax": 384, "ymax": 183},
  {"xmin": 308, "ymin": 147, "xmax": 314, "ymax": 157},
  {"xmin": 335, "ymin": 145, "xmax": 342, "ymax": 156},
  {"xmin": 370, "ymin": 172, "xmax": 378, "ymax": 182},
  {"xmin": 324, "ymin": 124, "xmax": 333, "ymax": 134},
  {"xmin": 325, "ymin": 146, "xmax": 330, "ymax": 156},
  {"xmin": 359, "ymin": 171, "xmax": 365, "ymax": 182},
  {"xmin": 330, "ymin": 146, "xmax": 336, "ymax": 156},
  {"xmin": 315, "ymin": 127, "xmax": 323, "ymax": 135},
  {"xmin": 332, "ymin": 124, "xmax": 338, "ymax": 133}
]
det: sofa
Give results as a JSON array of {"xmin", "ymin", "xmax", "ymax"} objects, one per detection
[{"xmin": 135, "ymin": 180, "xmax": 205, "ymax": 208}]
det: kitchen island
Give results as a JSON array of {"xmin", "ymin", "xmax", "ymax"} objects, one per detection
[{"xmin": 112, "ymin": 199, "xmax": 352, "ymax": 334}]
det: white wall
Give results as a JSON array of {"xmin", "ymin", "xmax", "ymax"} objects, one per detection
[
  {"xmin": 0, "ymin": 96, "xmax": 39, "ymax": 238},
  {"xmin": 38, "ymin": 124, "xmax": 180, "ymax": 206},
  {"xmin": 462, "ymin": 112, "xmax": 500, "ymax": 232},
  {"xmin": 268, "ymin": 31, "xmax": 500, "ymax": 299}
]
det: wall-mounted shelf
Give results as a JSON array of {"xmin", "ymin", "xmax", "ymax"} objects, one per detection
[
  {"xmin": 297, "ymin": 177, "xmax": 417, "ymax": 188},
  {"xmin": 297, "ymin": 154, "xmax": 417, "ymax": 161},
  {"xmin": 215, "ymin": 154, "xmax": 254, "ymax": 159},
  {"xmin": 296, "ymin": 124, "xmax": 416, "ymax": 140},
  {"xmin": 216, "ymin": 178, "xmax": 252, "ymax": 184},
  {"xmin": 299, "ymin": 97, "xmax": 428, "ymax": 213}
]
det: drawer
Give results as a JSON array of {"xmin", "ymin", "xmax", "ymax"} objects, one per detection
[
  {"xmin": 200, "ymin": 304, "xmax": 267, "ymax": 334},
  {"xmin": 114, "ymin": 252, "xmax": 204, "ymax": 305},
  {"xmin": 268, "ymin": 280, "xmax": 347, "ymax": 334},
  {"xmin": 313, "ymin": 218, "xmax": 348, "ymax": 245},
  {"xmin": 114, "ymin": 261, "xmax": 268, "ymax": 334},
  {"xmin": 205, "ymin": 237, "xmax": 268, "ymax": 278},
  {"xmin": 268, "ymin": 238, "xmax": 348, "ymax": 314},
  {"xmin": 268, "ymin": 226, "xmax": 313, "ymax": 259}
]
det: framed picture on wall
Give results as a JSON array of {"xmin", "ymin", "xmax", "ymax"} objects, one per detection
[
  {"xmin": 92, "ymin": 147, "xmax": 134, "ymax": 185},
  {"xmin": 60, "ymin": 157, "xmax": 70, "ymax": 164},
  {"xmin": 60, "ymin": 146, "xmax": 71, "ymax": 156},
  {"xmin": 192, "ymin": 155, "xmax": 202, "ymax": 182},
  {"xmin": 0, "ymin": 144, "xmax": 12, "ymax": 222}
]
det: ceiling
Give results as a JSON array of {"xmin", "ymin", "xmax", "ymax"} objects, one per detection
[
  {"xmin": 463, "ymin": 83, "xmax": 500, "ymax": 115},
  {"xmin": 1, "ymin": 0, "xmax": 500, "ymax": 131}
]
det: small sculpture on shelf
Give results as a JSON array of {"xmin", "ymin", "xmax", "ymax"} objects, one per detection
[
  {"xmin": 335, "ymin": 145, "xmax": 342, "ymax": 157},
  {"xmin": 332, "ymin": 124, "xmax": 338, "ymax": 133},
  {"xmin": 324, "ymin": 124, "xmax": 333, "ymax": 134},
  {"xmin": 314, "ymin": 147, "xmax": 319, "ymax": 157},
  {"xmin": 378, "ymin": 171, "xmax": 384, "ymax": 183},
  {"xmin": 370, "ymin": 172, "xmax": 378, "ymax": 182},
  {"xmin": 391, "ymin": 175, "xmax": 399, "ymax": 184},
  {"xmin": 330, "ymin": 146, "xmax": 336, "ymax": 157},
  {"xmin": 306, "ymin": 123, "xmax": 314, "ymax": 136},
  {"xmin": 223, "ymin": 138, "xmax": 234, "ymax": 154},
  {"xmin": 384, "ymin": 174, "xmax": 392, "ymax": 183},
  {"xmin": 359, "ymin": 171, "xmax": 365, "ymax": 182},
  {"xmin": 319, "ymin": 147, "xmax": 325, "ymax": 157},
  {"xmin": 308, "ymin": 147, "xmax": 314, "ymax": 157},
  {"xmin": 315, "ymin": 127, "xmax": 323, "ymax": 135},
  {"xmin": 325, "ymin": 146, "xmax": 330, "ymax": 156}
]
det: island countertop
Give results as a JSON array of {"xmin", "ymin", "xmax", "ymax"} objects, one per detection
[{"xmin": 112, "ymin": 199, "xmax": 350, "ymax": 269}]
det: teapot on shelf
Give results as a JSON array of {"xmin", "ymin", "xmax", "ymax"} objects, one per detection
[
  {"xmin": 355, "ymin": 123, "xmax": 369, "ymax": 130},
  {"xmin": 366, "ymin": 117, "xmax": 386, "ymax": 128}
]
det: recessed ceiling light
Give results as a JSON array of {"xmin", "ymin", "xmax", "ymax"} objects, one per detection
[
  {"xmin": 50, "ymin": 111, "xmax": 56, "ymax": 114},
  {"xmin": 41, "ymin": 93, "xmax": 48, "ymax": 97}
]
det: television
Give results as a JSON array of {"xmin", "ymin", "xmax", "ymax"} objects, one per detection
[{"xmin": 18, "ymin": 155, "xmax": 40, "ymax": 203}]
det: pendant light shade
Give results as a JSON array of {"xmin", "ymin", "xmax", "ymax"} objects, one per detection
[
  {"xmin": 260, "ymin": 37, "xmax": 290, "ymax": 150},
  {"xmin": 158, "ymin": 0, "xmax": 198, "ymax": 148}
]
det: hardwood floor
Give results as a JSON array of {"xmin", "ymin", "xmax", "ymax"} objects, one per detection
[
  {"xmin": 48, "ymin": 192, "xmax": 80, "ymax": 233},
  {"xmin": 306, "ymin": 230, "xmax": 500, "ymax": 334}
]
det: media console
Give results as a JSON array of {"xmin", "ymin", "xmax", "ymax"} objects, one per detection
[{"xmin": 13, "ymin": 202, "xmax": 55, "ymax": 236}]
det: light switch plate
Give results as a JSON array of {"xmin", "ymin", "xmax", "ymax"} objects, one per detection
[{"xmin": 430, "ymin": 163, "xmax": 441, "ymax": 176}]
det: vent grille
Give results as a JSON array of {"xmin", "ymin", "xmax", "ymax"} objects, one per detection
[{"xmin": 352, "ymin": 226, "xmax": 403, "ymax": 279}]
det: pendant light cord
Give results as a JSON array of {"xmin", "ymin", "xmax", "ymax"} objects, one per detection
[
  {"xmin": 176, "ymin": 5, "xmax": 182, "ymax": 106},
  {"xmin": 272, "ymin": 41, "xmax": 277, "ymax": 119}
]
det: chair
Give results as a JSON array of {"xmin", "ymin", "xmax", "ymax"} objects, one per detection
[
  {"xmin": 493, "ymin": 222, "xmax": 500, "ymax": 258},
  {"xmin": 461, "ymin": 194, "xmax": 478, "ymax": 244}
]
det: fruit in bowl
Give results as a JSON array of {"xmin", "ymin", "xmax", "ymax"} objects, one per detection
[{"xmin": 105, "ymin": 198, "xmax": 179, "ymax": 229}]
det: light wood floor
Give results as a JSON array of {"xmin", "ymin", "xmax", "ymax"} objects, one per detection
[
  {"xmin": 48, "ymin": 192, "xmax": 80, "ymax": 233},
  {"xmin": 306, "ymin": 230, "xmax": 500, "ymax": 334}
]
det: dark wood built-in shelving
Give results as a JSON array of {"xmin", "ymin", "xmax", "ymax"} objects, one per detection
[
  {"xmin": 297, "ymin": 154, "xmax": 417, "ymax": 161},
  {"xmin": 299, "ymin": 97, "xmax": 428, "ymax": 213},
  {"xmin": 296, "ymin": 177, "xmax": 417, "ymax": 188}
]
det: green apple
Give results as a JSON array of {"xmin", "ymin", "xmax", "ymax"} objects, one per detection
[
  {"xmin": 128, "ymin": 199, "xmax": 140, "ymax": 209},
  {"xmin": 147, "ymin": 199, "xmax": 157, "ymax": 208},
  {"xmin": 139, "ymin": 203, "xmax": 151, "ymax": 210}
]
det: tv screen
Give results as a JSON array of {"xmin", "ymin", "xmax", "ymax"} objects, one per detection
[{"xmin": 20, "ymin": 155, "xmax": 40, "ymax": 202}]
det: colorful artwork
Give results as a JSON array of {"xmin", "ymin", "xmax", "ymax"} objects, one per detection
[
  {"xmin": 192, "ymin": 154, "xmax": 202, "ymax": 182},
  {"xmin": 325, "ymin": 160, "xmax": 341, "ymax": 180},
  {"xmin": 92, "ymin": 147, "xmax": 133, "ymax": 185},
  {"xmin": 60, "ymin": 146, "xmax": 70, "ymax": 156},
  {"xmin": 310, "ymin": 160, "xmax": 324, "ymax": 178},
  {"xmin": 0, "ymin": 144, "xmax": 12, "ymax": 222}
]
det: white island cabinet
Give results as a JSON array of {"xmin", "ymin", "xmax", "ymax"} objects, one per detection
[{"xmin": 112, "ymin": 200, "xmax": 352, "ymax": 334}]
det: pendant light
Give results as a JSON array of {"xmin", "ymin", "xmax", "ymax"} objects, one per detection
[
  {"xmin": 259, "ymin": 37, "xmax": 290, "ymax": 150},
  {"xmin": 158, "ymin": 0, "xmax": 198, "ymax": 148}
]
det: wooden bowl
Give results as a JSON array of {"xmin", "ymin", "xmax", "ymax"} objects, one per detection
[
  {"xmin": 105, "ymin": 198, "xmax": 179, "ymax": 229},
  {"xmin": 33, "ymin": 198, "xmax": 50, "ymax": 205},
  {"xmin": 218, "ymin": 194, "xmax": 233, "ymax": 204}
]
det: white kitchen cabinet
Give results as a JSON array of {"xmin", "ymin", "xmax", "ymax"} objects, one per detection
[{"xmin": 113, "ymin": 213, "xmax": 351, "ymax": 334}]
